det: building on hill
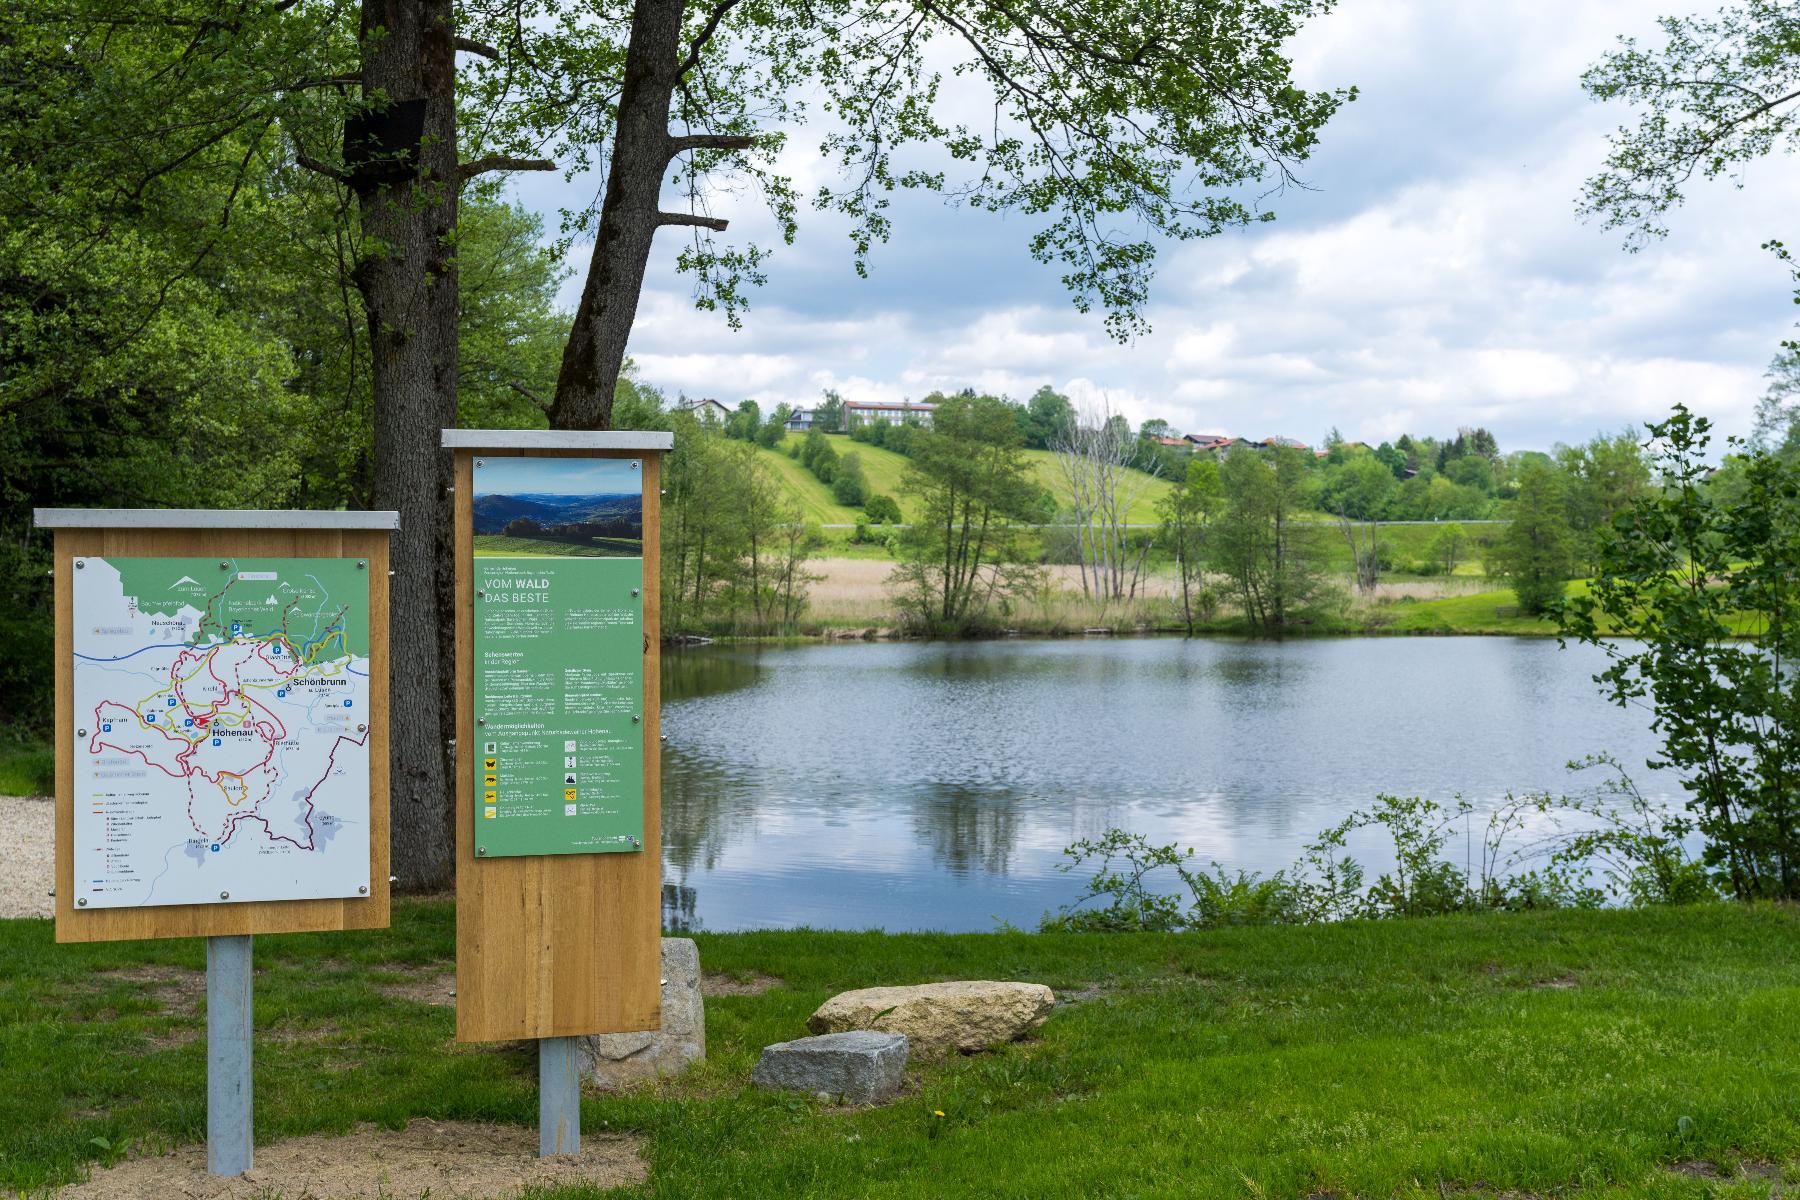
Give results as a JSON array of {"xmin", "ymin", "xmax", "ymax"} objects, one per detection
[
  {"xmin": 1184, "ymin": 433, "xmax": 1233, "ymax": 452},
  {"xmin": 784, "ymin": 407, "xmax": 814, "ymax": 432},
  {"xmin": 676, "ymin": 397, "xmax": 732, "ymax": 423},
  {"xmin": 1258, "ymin": 436, "xmax": 1310, "ymax": 452},
  {"xmin": 844, "ymin": 399, "xmax": 937, "ymax": 428},
  {"xmin": 1152, "ymin": 435, "xmax": 1192, "ymax": 451}
]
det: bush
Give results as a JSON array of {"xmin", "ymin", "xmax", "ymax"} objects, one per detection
[
  {"xmin": 831, "ymin": 451, "xmax": 867, "ymax": 506},
  {"xmin": 864, "ymin": 493, "xmax": 902, "ymax": 524}
]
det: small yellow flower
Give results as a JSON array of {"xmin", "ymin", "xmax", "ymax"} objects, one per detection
[{"xmin": 933, "ymin": 1110, "xmax": 945, "ymax": 1117}]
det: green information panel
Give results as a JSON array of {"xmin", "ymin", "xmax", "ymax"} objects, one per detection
[{"xmin": 471, "ymin": 456, "xmax": 645, "ymax": 857}]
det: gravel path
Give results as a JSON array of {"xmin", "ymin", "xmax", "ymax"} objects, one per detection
[{"xmin": 1, "ymin": 797, "xmax": 53, "ymax": 919}]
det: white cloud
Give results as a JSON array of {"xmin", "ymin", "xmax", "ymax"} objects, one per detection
[{"xmin": 516, "ymin": 0, "xmax": 1800, "ymax": 450}]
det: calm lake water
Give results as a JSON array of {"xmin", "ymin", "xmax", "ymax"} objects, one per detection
[{"xmin": 659, "ymin": 637, "xmax": 1674, "ymax": 932}]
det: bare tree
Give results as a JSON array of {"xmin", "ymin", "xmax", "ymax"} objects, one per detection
[{"xmin": 1051, "ymin": 399, "xmax": 1160, "ymax": 603}]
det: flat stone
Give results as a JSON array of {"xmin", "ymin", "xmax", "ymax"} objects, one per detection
[
  {"xmin": 582, "ymin": 938, "xmax": 704, "ymax": 1089},
  {"xmin": 751, "ymin": 1031, "xmax": 908, "ymax": 1105},
  {"xmin": 806, "ymin": 980, "xmax": 1054, "ymax": 1059}
]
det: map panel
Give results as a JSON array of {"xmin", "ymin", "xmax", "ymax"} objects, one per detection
[
  {"xmin": 71, "ymin": 557, "xmax": 373, "ymax": 909},
  {"xmin": 471, "ymin": 456, "xmax": 645, "ymax": 857}
]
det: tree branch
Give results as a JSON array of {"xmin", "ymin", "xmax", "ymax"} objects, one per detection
[
  {"xmin": 457, "ymin": 155, "xmax": 557, "ymax": 182},
  {"xmin": 295, "ymin": 152, "xmax": 349, "ymax": 183},
  {"xmin": 667, "ymin": 132, "xmax": 760, "ymax": 155},
  {"xmin": 676, "ymin": 0, "xmax": 742, "ymax": 78},
  {"xmin": 509, "ymin": 380, "xmax": 550, "ymax": 408},
  {"xmin": 455, "ymin": 36, "xmax": 500, "ymax": 59},
  {"xmin": 658, "ymin": 211, "xmax": 729, "ymax": 231}
]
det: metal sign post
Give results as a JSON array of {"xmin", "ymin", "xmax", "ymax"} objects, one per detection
[
  {"xmin": 207, "ymin": 935, "xmax": 254, "ymax": 1175},
  {"xmin": 539, "ymin": 1036, "xmax": 582, "ymax": 1156},
  {"xmin": 442, "ymin": 431, "xmax": 671, "ymax": 1159},
  {"xmin": 37, "ymin": 508, "xmax": 397, "ymax": 1177}
]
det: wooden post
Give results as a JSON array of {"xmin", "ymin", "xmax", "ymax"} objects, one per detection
[
  {"xmin": 35, "ymin": 507, "xmax": 397, "ymax": 1176},
  {"xmin": 441, "ymin": 431, "xmax": 671, "ymax": 1159}
]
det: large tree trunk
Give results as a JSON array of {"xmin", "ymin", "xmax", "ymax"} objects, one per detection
[
  {"xmin": 548, "ymin": 0, "xmax": 687, "ymax": 431},
  {"xmin": 356, "ymin": 0, "xmax": 460, "ymax": 890}
]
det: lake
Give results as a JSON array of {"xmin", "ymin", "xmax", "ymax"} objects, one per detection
[{"xmin": 660, "ymin": 636, "xmax": 1674, "ymax": 932}]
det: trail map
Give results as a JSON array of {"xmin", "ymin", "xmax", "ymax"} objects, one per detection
[{"xmin": 71, "ymin": 557, "xmax": 372, "ymax": 909}]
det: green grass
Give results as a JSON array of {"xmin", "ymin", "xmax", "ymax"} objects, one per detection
[
  {"xmin": 0, "ymin": 736, "xmax": 52, "ymax": 796},
  {"xmin": 6, "ymin": 903, "xmax": 1800, "ymax": 1196},
  {"xmin": 755, "ymin": 435, "xmax": 1176, "ymax": 526},
  {"xmin": 1372, "ymin": 586, "xmax": 1563, "ymax": 635}
]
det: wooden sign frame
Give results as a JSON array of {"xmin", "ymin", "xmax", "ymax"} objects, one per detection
[
  {"xmin": 444, "ymin": 431, "xmax": 672, "ymax": 1042},
  {"xmin": 39, "ymin": 510, "xmax": 396, "ymax": 944}
]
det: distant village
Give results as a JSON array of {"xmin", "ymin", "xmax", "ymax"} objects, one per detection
[{"xmin": 675, "ymin": 396, "xmax": 1347, "ymax": 459}]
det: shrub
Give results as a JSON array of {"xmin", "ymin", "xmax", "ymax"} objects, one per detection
[{"xmin": 864, "ymin": 494, "xmax": 902, "ymax": 524}]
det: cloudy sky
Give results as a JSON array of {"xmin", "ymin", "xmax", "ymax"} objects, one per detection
[{"xmin": 508, "ymin": 1, "xmax": 1800, "ymax": 453}]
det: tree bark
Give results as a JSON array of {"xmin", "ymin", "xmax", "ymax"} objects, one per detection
[
  {"xmin": 356, "ymin": 0, "xmax": 460, "ymax": 890},
  {"xmin": 548, "ymin": 0, "xmax": 687, "ymax": 431}
]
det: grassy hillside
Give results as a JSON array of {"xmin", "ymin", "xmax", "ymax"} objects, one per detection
[
  {"xmin": 755, "ymin": 433, "xmax": 1175, "ymax": 525},
  {"xmin": 6, "ymin": 901, "xmax": 1800, "ymax": 1196}
]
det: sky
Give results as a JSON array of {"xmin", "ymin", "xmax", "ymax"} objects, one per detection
[{"xmin": 506, "ymin": 1, "xmax": 1800, "ymax": 454}]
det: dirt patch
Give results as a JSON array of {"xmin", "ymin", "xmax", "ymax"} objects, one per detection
[
  {"xmin": 1666, "ymin": 1160, "xmax": 1724, "ymax": 1179},
  {"xmin": 370, "ymin": 965, "xmax": 455, "ymax": 1007},
  {"xmin": 95, "ymin": 966, "xmax": 206, "ymax": 1018},
  {"xmin": 701, "ymin": 971, "xmax": 783, "ymax": 997},
  {"xmin": 1530, "ymin": 974, "xmax": 1579, "ymax": 991},
  {"xmin": 54, "ymin": 1118, "xmax": 646, "ymax": 1199}
]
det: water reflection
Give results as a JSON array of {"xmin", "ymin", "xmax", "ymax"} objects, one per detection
[
  {"xmin": 911, "ymin": 785, "xmax": 1022, "ymax": 876},
  {"xmin": 659, "ymin": 637, "xmax": 1673, "ymax": 932}
]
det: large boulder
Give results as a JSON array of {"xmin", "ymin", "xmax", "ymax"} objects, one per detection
[
  {"xmin": 582, "ymin": 938, "xmax": 704, "ymax": 1089},
  {"xmin": 751, "ymin": 1031, "xmax": 908, "ymax": 1105},
  {"xmin": 806, "ymin": 980, "xmax": 1054, "ymax": 1058}
]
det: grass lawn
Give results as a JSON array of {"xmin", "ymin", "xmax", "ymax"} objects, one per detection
[
  {"xmin": 753, "ymin": 435, "xmax": 1177, "ymax": 526},
  {"xmin": 5, "ymin": 903, "xmax": 1800, "ymax": 1196},
  {"xmin": 1371, "ymin": 586, "xmax": 1563, "ymax": 635},
  {"xmin": 0, "ymin": 736, "xmax": 52, "ymax": 796}
]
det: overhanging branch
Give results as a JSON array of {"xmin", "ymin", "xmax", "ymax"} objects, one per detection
[
  {"xmin": 295, "ymin": 152, "xmax": 350, "ymax": 183},
  {"xmin": 667, "ymin": 132, "xmax": 760, "ymax": 156},
  {"xmin": 457, "ymin": 155, "xmax": 558, "ymax": 182},
  {"xmin": 455, "ymin": 36, "xmax": 500, "ymax": 59},
  {"xmin": 658, "ymin": 211, "xmax": 729, "ymax": 231}
]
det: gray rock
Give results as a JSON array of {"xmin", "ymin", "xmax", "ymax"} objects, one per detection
[
  {"xmin": 751, "ymin": 1030, "xmax": 908, "ymax": 1105},
  {"xmin": 582, "ymin": 938, "xmax": 705, "ymax": 1088}
]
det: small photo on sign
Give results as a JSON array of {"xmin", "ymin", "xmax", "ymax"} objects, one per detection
[
  {"xmin": 564, "ymin": 803, "xmax": 578, "ymax": 817},
  {"xmin": 484, "ymin": 806, "xmax": 497, "ymax": 820},
  {"xmin": 472, "ymin": 457, "xmax": 643, "ymax": 559}
]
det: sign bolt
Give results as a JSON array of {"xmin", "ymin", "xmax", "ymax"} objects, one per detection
[
  {"xmin": 357, "ymin": 723, "xmax": 367, "ymax": 733},
  {"xmin": 630, "ymin": 460, "xmax": 640, "ymax": 470},
  {"xmin": 356, "ymin": 560, "xmax": 366, "ymax": 570},
  {"xmin": 219, "ymin": 891, "xmax": 230, "ymax": 901},
  {"xmin": 631, "ymin": 589, "xmax": 640, "ymax": 598},
  {"xmin": 77, "ymin": 898, "xmax": 88, "ymax": 907},
  {"xmin": 358, "ymin": 885, "xmax": 369, "ymax": 895},
  {"xmin": 74, "ymin": 559, "xmax": 84, "ymax": 570},
  {"xmin": 632, "ymin": 714, "xmax": 642, "ymax": 724},
  {"xmin": 78, "ymin": 728, "xmax": 88, "ymax": 738},
  {"xmin": 478, "ymin": 717, "xmax": 486, "ymax": 726},
  {"xmin": 478, "ymin": 590, "xmax": 486, "ymax": 598},
  {"xmin": 475, "ymin": 458, "xmax": 484, "ymax": 467},
  {"xmin": 477, "ymin": 847, "xmax": 487, "ymax": 856}
]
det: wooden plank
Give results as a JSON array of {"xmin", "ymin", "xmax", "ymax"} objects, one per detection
[
  {"xmin": 54, "ymin": 527, "xmax": 391, "ymax": 944},
  {"xmin": 454, "ymin": 448, "xmax": 663, "ymax": 1042}
]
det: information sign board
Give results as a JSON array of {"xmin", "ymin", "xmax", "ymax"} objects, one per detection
[
  {"xmin": 71, "ymin": 556, "xmax": 373, "ymax": 907},
  {"xmin": 470, "ymin": 456, "xmax": 645, "ymax": 857}
]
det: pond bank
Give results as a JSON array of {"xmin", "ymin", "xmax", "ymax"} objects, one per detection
[{"xmin": 3, "ymin": 902, "xmax": 1797, "ymax": 1197}]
